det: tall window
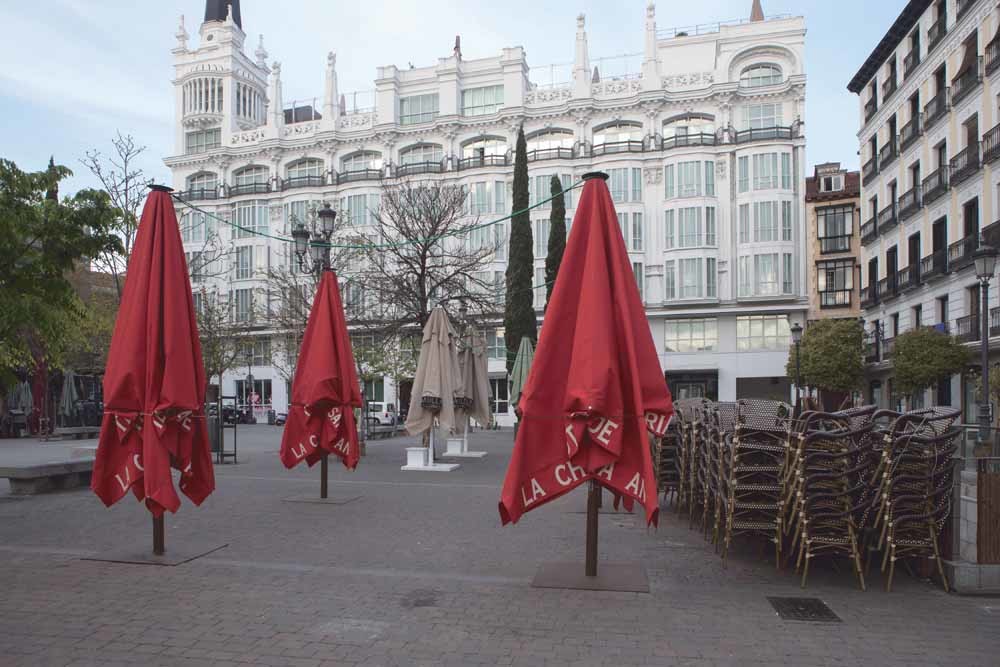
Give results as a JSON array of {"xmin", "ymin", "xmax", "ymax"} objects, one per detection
[
  {"xmin": 817, "ymin": 205, "xmax": 853, "ymax": 252},
  {"xmin": 782, "ymin": 201, "xmax": 793, "ymax": 241},
  {"xmin": 232, "ymin": 201, "xmax": 268, "ymax": 239},
  {"xmin": 490, "ymin": 378, "xmax": 509, "ymax": 413},
  {"xmin": 632, "ymin": 262, "xmax": 644, "ymax": 300},
  {"xmin": 468, "ymin": 182, "xmax": 491, "ymax": 215},
  {"xmin": 817, "ymin": 260, "xmax": 854, "ymax": 305},
  {"xmin": 678, "ymin": 161, "xmax": 703, "ymax": 197},
  {"xmin": 185, "ymin": 128, "xmax": 221, "ymax": 154},
  {"xmin": 342, "ymin": 151, "xmax": 382, "ymax": 173},
  {"xmin": 740, "ymin": 64, "xmax": 783, "ymax": 87},
  {"xmin": 235, "ymin": 245, "xmax": 253, "ymax": 280},
  {"xmin": 753, "ymin": 153, "xmax": 779, "ymax": 189},
  {"xmin": 737, "ymin": 315, "xmax": 790, "ymax": 351},
  {"xmin": 754, "ymin": 201, "xmax": 779, "ymax": 242},
  {"xmin": 233, "ymin": 288, "xmax": 254, "ymax": 322},
  {"xmin": 286, "ymin": 159, "xmax": 323, "ymax": 179},
  {"xmin": 180, "ymin": 211, "xmax": 213, "ymax": 243},
  {"xmin": 462, "ymin": 137, "xmax": 507, "ymax": 158},
  {"xmin": 782, "ymin": 253, "xmax": 793, "ymax": 294},
  {"xmin": 738, "ymin": 256, "xmax": 751, "ymax": 296},
  {"xmin": 781, "ymin": 153, "xmax": 791, "ymax": 189},
  {"xmin": 664, "ymin": 210, "xmax": 675, "ymax": 249},
  {"xmin": 186, "ymin": 251, "xmax": 205, "ymax": 283},
  {"xmin": 186, "ymin": 172, "xmax": 217, "ymax": 196},
  {"xmin": 526, "ymin": 130, "xmax": 574, "ymax": 155},
  {"xmin": 706, "ymin": 258, "xmax": 717, "ymax": 298},
  {"xmin": 631, "ymin": 213, "xmax": 644, "ymax": 252},
  {"xmin": 678, "ymin": 207, "xmax": 703, "ymax": 248},
  {"xmin": 665, "ymin": 165, "xmax": 675, "ymax": 198},
  {"xmin": 534, "ymin": 219, "xmax": 550, "ymax": 256},
  {"xmin": 738, "ymin": 157, "xmax": 749, "ymax": 193},
  {"xmin": 534, "ymin": 267, "xmax": 546, "ymax": 308},
  {"xmin": 705, "ymin": 161, "xmax": 716, "ymax": 196},
  {"xmin": 664, "ymin": 260, "xmax": 676, "ymax": 299},
  {"xmin": 485, "ymin": 329, "xmax": 505, "ymax": 359},
  {"xmin": 344, "ymin": 194, "xmax": 371, "ymax": 226},
  {"xmin": 743, "ymin": 103, "xmax": 783, "ymax": 129},
  {"xmin": 705, "ymin": 207, "xmax": 717, "ymax": 246},
  {"xmin": 399, "ymin": 144, "xmax": 443, "ymax": 165},
  {"xmin": 755, "ymin": 253, "xmax": 779, "ymax": 295},
  {"xmin": 632, "ymin": 168, "xmax": 643, "ymax": 201},
  {"xmin": 528, "ymin": 174, "xmax": 572, "ymax": 208},
  {"xmin": 609, "ymin": 168, "xmax": 629, "ymax": 202},
  {"xmin": 462, "ymin": 85, "xmax": 504, "ymax": 116},
  {"xmin": 233, "ymin": 166, "xmax": 268, "ymax": 188},
  {"xmin": 739, "ymin": 204, "xmax": 750, "ymax": 244},
  {"xmin": 665, "ymin": 318, "xmax": 718, "ymax": 352},
  {"xmin": 594, "ymin": 122, "xmax": 643, "ymax": 148},
  {"xmin": 680, "ymin": 258, "xmax": 703, "ymax": 298},
  {"xmin": 399, "ymin": 93, "xmax": 439, "ymax": 125}
]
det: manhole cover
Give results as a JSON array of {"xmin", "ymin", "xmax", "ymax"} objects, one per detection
[
  {"xmin": 767, "ymin": 597, "xmax": 841, "ymax": 622},
  {"xmin": 400, "ymin": 589, "xmax": 437, "ymax": 609}
]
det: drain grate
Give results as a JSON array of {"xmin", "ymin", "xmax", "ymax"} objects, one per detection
[{"xmin": 767, "ymin": 597, "xmax": 841, "ymax": 622}]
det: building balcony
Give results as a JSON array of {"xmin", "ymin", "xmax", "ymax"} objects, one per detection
[
  {"xmin": 877, "ymin": 201, "xmax": 898, "ymax": 233},
  {"xmin": 897, "ymin": 264, "xmax": 920, "ymax": 292},
  {"xmin": 862, "ymin": 155, "xmax": 878, "ymax": 185},
  {"xmin": 819, "ymin": 234, "xmax": 852, "ymax": 254},
  {"xmin": 882, "ymin": 75, "xmax": 898, "ymax": 103},
  {"xmin": 900, "ymin": 113, "xmax": 922, "ymax": 152},
  {"xmin": 526, "ymin": 147, "xmax": 574, "ymax": 162},
  {"xmin": 982, "ymin": 219, "xmax": 1000, "ymax": 247},
  {"xmin": 229, "ymin": 182, "xmax": 270, "ymax": 196},
  {"xmin": 336, "ymin": 168, "xmax": 382, "ymax": 184},
  {"xmin": 928, "ymin": 16, "xmax": 947, "ymax": 53},
  {"xmin": 948, "ymin": 233, "xmax": 979, "ymax": 271},
  {"xmin": 949, "ymin": 142, "xmax": 981, "ymax": 187},
  {"xmin": 864, "ymin": 97, "xmax": 878, "ymax": 123},
  {"xmin": 991, "ymin": 306, "xmax": 1000, "ymax": 337},
  {"xmin": 879, "ymin": 136, "xmax": 899, "ymax": 170},
  {"xmin": 923, "ymin": 88, "xmax": 949, "ymax": 130},
  {"xmin": 177, "ymin": 188, "xmax": 219, "ymax": 201},
  {"xmin": 988, "ymin": 39, "xmax": 1000, "ymax": 77},
  {"xmin": 952, "ymin": 57, "xmax": 984, "ymax": 107},
  {"xmin": 592, "ymin": 140, "xmax": 645, "ymax": 156},
  {"xmin": 878, "ymin": 275, "xmax": 899, "ymax": 301},
  {"xmin": 733, "ymin": 125, "xmax": 797, "ymax": 143},
  {"xmin": 920, "ymin": 249, "xmax": 948, "ymax": 281},
  {"xmin": 281, "ymin": 175, "xmax": 325, "ymax": 191},
  {"xmin": 898, "ymin": 185, "xmax": 922, "ymax": 221},
  {"xmin": 956, "ymin": 313, "xmax": 980, "ymax": 343},
  {"xmin": 957, "ymin": 0, "xmax": 976, "ymax": 20},
  {"xmin": 819, "ymin": 289, "xmax": 853, "ymax": 309},
  {"xmin": 904, "ymin": 49, "xmax": 921, "ymax": 79},
  {"xmin": 860, "ymin": 284, "xmax": 879, "ymax": 309},
  {"xmin": 396, "ymin": 161, "xmax": 444, "ymax": 177},
  {"xmin": 921, "ymin": 166, "xmax": 950, "ymax": 204},
  {"xmin": 861, "ymin": 217, "xmax": 877, "ymax": 245},
  {"xmin": 457, "ymin": 154, "xmax": 509, "ymax": 170},
  {"xmin": 864, "ymin": 335, "xmax": 879, "ymax": 363},
  {"xmin": 983, "ymin": 122, "xmax": 1000, "ymax": 164},
  {"xmin": 661, "ymin": 132, "xmax": 717, "ymax": 149},
  {"xmin": 882, "ymin": 336, "xmax": 895, "ymax": 359}
]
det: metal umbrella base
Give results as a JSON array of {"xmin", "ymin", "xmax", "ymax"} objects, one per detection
[{"xmin": 84, "ymin": 516, "xmax": 228, "ymax": 566}]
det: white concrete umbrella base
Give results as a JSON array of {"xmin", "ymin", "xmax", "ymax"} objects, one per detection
[{"xmin": 400, "ymin": 429, "xmax": 460, "ymax": 471}]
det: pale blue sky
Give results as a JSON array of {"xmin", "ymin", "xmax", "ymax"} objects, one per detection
[{"xmin": 0, "ymin": 0, "xmax": 905, "ymax": 194}]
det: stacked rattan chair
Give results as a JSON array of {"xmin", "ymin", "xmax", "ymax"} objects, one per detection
[{"xmin": 655, "ymin": 418, "xmax": 682, "ymax": 506}]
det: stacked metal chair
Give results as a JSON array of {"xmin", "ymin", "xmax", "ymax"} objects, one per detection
[
  {"xmin": 720, "ymin": 399, "xmax": 791, "ymax": 567},
  {"xmin": 672, "ymin": 399, "xmax": 707, "ymax": 520},
  {"xmin": 655, "ymin": 418, "xmax": 682, "ymax": 507}
]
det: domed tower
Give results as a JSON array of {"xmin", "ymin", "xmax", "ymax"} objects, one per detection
[{"xmin": 170, "ymin": 0, "xmax": 269, "ymax": 155}]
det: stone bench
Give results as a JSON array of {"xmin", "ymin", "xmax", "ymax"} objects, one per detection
[
  {"xmin": 50, "ymin": 426, "xmax": 100, "ymax": 440},
  {"xmin": 0, "ymin": 459, "xmax": 94, "ymax": 495}
]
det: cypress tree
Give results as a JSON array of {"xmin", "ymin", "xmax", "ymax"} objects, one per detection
[
  {"xmin": 504, "ymin": 126, "xmax": 536, "ymax": 374},
  {"xmin": 544, "ymin": 175, "xmax": 566, "ymax": 309}
]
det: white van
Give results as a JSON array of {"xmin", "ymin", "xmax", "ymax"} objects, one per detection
[{"xmin": 367, "ymin": 402, "xmax": 397, "ymax": 425}]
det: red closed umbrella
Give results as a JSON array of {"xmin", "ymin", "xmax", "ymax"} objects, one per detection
[
  {"xmin": 91, "ymin": 185, "xmax": 214, "ymax": 551},
  {"xmin": 279, "ymin": 270, "xmax": 362, "ymax": 492},
  {"xmin": 499, "ymin": 172, "xmax": 673, "ymax": 585}
]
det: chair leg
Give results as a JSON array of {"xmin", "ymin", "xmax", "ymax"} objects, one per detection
[
  {"xmin": 800, "ymin": 550, "xmax": 810, "ymax": 588},
  {"xmin": 932, "ymin": 535, "xmax": 950, "ymax": 593},
  {"xmin": 886, "ymin": 545, "xmax": 896, "ymax": 593}
]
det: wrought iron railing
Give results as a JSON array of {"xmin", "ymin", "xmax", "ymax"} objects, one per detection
[
  {"xmin": 949, "ymin": 142, "xmax": 981, "ymax": 186},
  {"xmin": 177, "ymin": 188, "xmax": 219, "ymax": 201},
  {"xmin": 988, "ymin": 39, "xmax": 1000, "ymax": 77},
  {"xmin": 662, "ymin": 132, "xmax": 717, "ymax": 149},
  {"xmin": 952, "ymin": 57, "xmax": 983, "ymax": 106},
  {"xmin": 281, "ymin": 175, "xmax": 325, "ymax": 190},
  {"xmin": 991, "ymin": 306, "xmax": 1000, "ymax": 337},
  {"xmin": 877, "ymin": 201, "xmax": 898, "ymax": 232},
  {"xmin": 457, "ymin": 155, "xmax": 509, "ymax": 170},
  {"xmin": 864, "ymin": 334, "xmax": 879, "ymax": 363},
  {"xmin": 922, "ymin": 166, "xmax": 950, "ymax": 204},
  {"xmin": 904, "ymin": 48, "xmax": 921, "ymax": 79},
  {"xmin": 336, "ymin": 168, "xmax": 382, "ymax": 184},
  {"xmin": 526, "ymin": 147, "xmax": 574, "ymax": 162},
  {"xmin": 956, "ymin": 313, "xmax": 980, "ymax": 342},
  {"xmin": 882, "ymin": 336, "xmax": 896, "ymax": 359},
  {"xmin": 864, "ymin": 97, "xmax": 878, "ymax": 122},
  {"xmin": 860, "ymin": 284, "xmax": 879, "ymax": 309},
  {"xmin": 862, "ymin": 155, "xmax": 878, "ymax": 184},
  {"xmin": 819, "ymin": 289, "xmax": 852, "ymax": 308},
  {"xmin": 229, "ymin": 182, "xmax": 270, "ymax": 196},
  {"xmin": 924, "ymin": 88, "xmax": 949, "ymax": 129},
  {"xmin": 734, "ymin": 125, "xmax": 796, "ymax": 143},
  {"xmin": 983, "ymin": 122, "xmax": 1000, "ymax": 163},
  {"xmin": 900, "ymin": 113, "xmax": 922, "ymax": 151},
  {"xmin": 879, "ymin": 136, "xmax": 899, "ymax": 169},
  {"xmin": 882, "ymin": 75, "xmax": 898, "ymax": 102},
  {"xmin": 948, "ymin": 234, "xmax": 979, "ymax": 271},
  {"xmin": 592, "ymin": 140, "xmax": 645, "ymax": 156},
  {"xmin": 920, "ymin": 249, "xmax": 948, "ymax": 280},
  {"xmin": 957, "ymin": 0, "xmax": 975, "ymax": 20},
  {"xmin": 898, "ymin": 264, "xmax": 920, "ymax": 291},
  {"xmin": 861, "ymin": 217, "xmax": 877, "ymax": 245},
  {"xmin": 396, "ymin": 161, "xmax": 444, "ymax": 176},
  {"xmin": 878, "ymin": 275, "xmax": 898, "ymax": 301},
  {"xmin": 819, "ymin": 234, "xmax": 851, "ymax": 254},
  {"xmin": 898, "ymin": 185, "xmax": 922, "ymax": 221},
  {"xmin": 928, "ymin": 16, "xmax": 947, "ymax": 52},
  {"xmin": 982, "ymin": 219, "xmax": 1000, "ymax": 248}
]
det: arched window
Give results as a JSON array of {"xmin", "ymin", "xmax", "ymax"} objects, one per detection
[
  {"xmin": 593, "ymin": 121, "xmax": 643, "ymax": 155},
  {"xmin": 342, "ymin": 151, "xmax": 383, "ymax": 173},
  {"xmin": 740, "ymin": 64, "xmax": 783, "ymax": 87},
  {"xmin": 662, "ymin": 114, "xmax": 716, "ymax": 147},
  {"xmin": 286, "ymin": 159, "xmax": 324, "ymax": 179},
  {"xmin": 525, "ymin": 129, "xmax": 574, "ymax": 160},
  {"xmin": 186, "ymin": 172, "xmax": 218, "ymax": 197},
  {"xmin": 462, "ymin": 136, "xmax": 508, "ymax": 158},
  {"xmin": 399, "ymin": 143, "xmax": 443, "ymax": 165},
  {"xmin": 231, "ymin": 166, "xmax": 269, "ymax": 195}
]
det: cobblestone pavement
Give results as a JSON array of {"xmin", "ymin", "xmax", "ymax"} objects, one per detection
[{"xmin": 0, "ymin": 426, "xmax": 997, "ymax": 666}]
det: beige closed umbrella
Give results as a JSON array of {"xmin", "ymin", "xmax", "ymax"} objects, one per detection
[
  {"xmin": 451, "ymin": 331, "xmax": 492, "ymax": 458},
  {"xmin": 405, "ymin": 307, "xmax": 462, "ymax": 466}
]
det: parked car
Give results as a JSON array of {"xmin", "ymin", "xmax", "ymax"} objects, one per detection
[
  {"xmin": 367, "ymin": 402, "xmax": 397, "ymax": 426},
  {"xmin": 274, "ymin": 412, "xmax": 287, "ymax": 426}
]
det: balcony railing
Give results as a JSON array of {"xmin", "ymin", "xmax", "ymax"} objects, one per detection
[
  {"xmin": 920, "ymin": 249, "xmax": 948, "ymax": 280},
  {"xmin": 877, "ymin": 201, "xmax": 898, "ymax": 232},
  {"xmin": 928, "ymin": 17, "xmax": 947, "ymax": 52},
  {"xmin": 862, "ymin": 155, "xmax": 878, "ymax": 184},
  {"xmin": 396, "ymin": 161, "xmax": 444, "ymax": 177},
  {"xmin": 733, "ymin": 125, "xmax": 796, "ymax": 143},
  {"xmin": 882, "ymin": 75, "xmax": 898, "ymax": 102},
  {"xmin": 922, "ymin": 167, "xmax": 950, "ymax": 204},
  {"xmin": 864, "ymin": 97, "xmax": 878, "ymax": 122},
  {"xmin": 949, "ymin": 142, "xmax": 981, "ymax": 186},
  {"xmin": 957, "ymin": 0, "xmax": 975, "ymax": 20},
  {"xmin": 662, "ymin": 132, "xmax": 718, "ymax": 149},
  {"xmin": 952, "ymin": 57, "xmax": 984, "ymax": 106},
  {"xmin": 879, "ymin": 136, "xmax": 899, "ymax": 170},
  {"xmin": 281, "ymin": 175, "xmax": 325, "ymax": 190},
  {"xmin": 861, "ymin": 217, "xmax": 877, "ymax": 245},
  {"xmin": 336, "ymin": 168, "xmax": 382, "ymax": 184},
  {"xmin": 878, "ymin": 275, "xmax": 898, "ymax": 301},
  {"xmin": 177, "ymin": 187, "xmax": 219, "ymax": 201},
  {"xmin": 983, "ymin": 122, "xmax": 1000, "ymax": 163},
  {"xmin": 229, "ymin": 182, "xmax": 270, "ymax": 196},
  {"xmin": 956, "ymin": 313, "xmax": 981, "ymax": 342},
  {"xmin": 898, "ymin": 264, "xmax": 920, "ymax": 291},
  {"xmin": 904, "ymin": 49, "xmax": 921, "ymax": 79},
  {"xmin": 988, "ymin": 39, "xmax": 1000, "ymax": 77},
  {"xmin": 900, "ymin": 113, "xmax": 922, "ymax": 151},
  {"xmin": 982, "ymin": 219, "xmax": 1000, "ymax": 248},
  {"xmin": 592, "ymin": 140, "xmax": 645, "ymax": 156},
  {"xmin": 457, "ymin": 154, "xmax": 509, "ymax": 170},
  {"xmin": 882, "ymin": 336, "xmax": 896, "ymax": 359},
  {"xmin": 991, "ymin": 306, "xmax": 1000, "ymax": 337},
  {"xmin": 526, "ymin": 147, "xmax": 574, "ymax": 162},
  {"xmin": 819, "ymin": 234, "xmax": 851, "ymax": 254},
  {"xmin": 923, "ymin": 88, "xmax": 949, "ymax": 130},
  {"xmin": 819, "ymin": 289, "xmax": 852, "ymax": 309},
  {"xmin": 898, "ymin": 185, "xmax": 922, "ymax": 221},
  {"xmin": 864, "ymin": 335, "xmax": 879, "ymax": 363},
  {"xmin": 948, "ymin": 234, "xmax": 979, "ymax": 271},
  {"xmin": 860, "ymin": 285, "xmax": 879, "ymax": 309}
]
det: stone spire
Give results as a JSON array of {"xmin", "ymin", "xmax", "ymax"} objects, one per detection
[
  {"xmin": 269, "ymin": 61, "xmax": 284, "ymax": 130},
  {"xmin": 641, "ymin": 2, "xmax": 660, "ymax": 91},
  {"xmin": 323, "ymin": 52, "xmax": 340, "ymax": 126},
  {"xmin": 573, "ymin": 14, "xmax": 591, "ymax": 97},
  {"xmin": 174, "ymin": 14, "xmax": 189, "ymax": 53},
  {"xmin": 750, "ymin": 0, "xmax": 764, "ymax": 22},
  {"xmin": 204, "ymin": 0, "xmax": 242, "ymax": 29},
  {"xmin": 454, "ymin": 35, "xmax": 462, "ymax": 61},
  {"xmin": 592, "ymin": 66, "xmax": 600, "ymax": 83},
  {"xmin": 254, "ymin": 34, "xmax": 269, "ymax": 69}
]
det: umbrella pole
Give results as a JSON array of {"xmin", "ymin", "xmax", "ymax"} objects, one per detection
[
  {"xmin": 585, "ymin": 480, "xmax": 599, "ymax": 577},
  {"xmin": 428, "ymin": 427, "xmax": 435, "ymax": 465},
  {"xmin": 320, "ymin": 452, "xmax": 329, "ymax": 499},
  {"xmin": 153, "ymin": 515, "xmax": 165, "ymax": 556},
  {"xmin": 463, "ymin": 416, "xmax": 469, "ymax": 453}
]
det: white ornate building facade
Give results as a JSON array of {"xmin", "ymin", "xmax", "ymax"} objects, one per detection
[{"xmin": 165, "ymin": 0, "xmax": 808, "ymax": 423}]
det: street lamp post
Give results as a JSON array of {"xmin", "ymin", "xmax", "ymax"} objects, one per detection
[
  {"xmin": 974, "ymin": 244, "xmax": 998, "ymax": 449},
  {"xmin": 790, "ymin": 322, "xmax": 803, "ymax": 417},
  {"xmin": 244, "ymin": 348, "xmax": 254, "ymax": 425},
  {"xmin": 291, "ymin": 203, "xmax": 338, "ymax": 499}
]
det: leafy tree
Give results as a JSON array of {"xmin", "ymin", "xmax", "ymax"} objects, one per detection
[
  {"xmin": 892, "ymin": 327, "xmax": 970, "ymax": 397},
  {"xmin": 504, "ymin": 125, "xmax": 536, "ymax": 373},
  {"xmin": 785, "ymin": 318, "xmax": 865, "ymax": 393},
  {"xmin": 0, "ymin": 159, "xmax": 121, "ymax": 384},
  {"xmin": 545, "ymin": 175, "xmax": 566, "ymax": 309}
]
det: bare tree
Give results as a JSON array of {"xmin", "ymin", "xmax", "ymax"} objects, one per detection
[
  {"xmin": 81, "ymin": 133, "xmax": 148, "ymax": 301},
  {"xmin": 195, "ymin": 286, "xmax": 256, "ymax": 404}
]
